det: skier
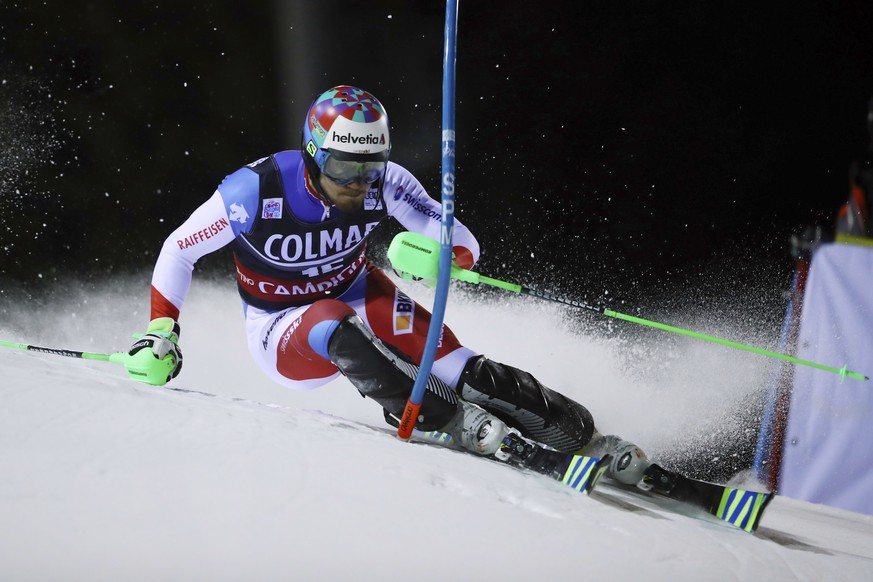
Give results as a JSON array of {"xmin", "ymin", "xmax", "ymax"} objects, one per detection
[{"xmin": 126, "ymin": 85, "xmax": 649, "ymax": 485}]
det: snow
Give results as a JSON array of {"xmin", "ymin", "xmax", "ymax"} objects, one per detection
[{"xmin": 1, "ymin": 278, "xmax": 872, "ymax": 581}]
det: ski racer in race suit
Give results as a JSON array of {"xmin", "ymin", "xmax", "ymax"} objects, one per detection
[{"xmin": 128, "ymin": 86, "xmax": 648, "ymax": 481}]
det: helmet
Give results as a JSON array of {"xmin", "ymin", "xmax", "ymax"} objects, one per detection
[{"xmin": 302, "ymin": 86, "xmax": 390, "ymax": 185}]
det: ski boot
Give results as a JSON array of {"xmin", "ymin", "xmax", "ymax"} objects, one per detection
[
  {"xmin": 445, "ymin": 400, "xmax": 570, "ymax": 477},
  {"xmin": 328, "ymin": 314, "xmax": 460, "ymax": 431},
  {"xmin": 456, "ymin": 355, "xmax": 595, "ymax": 452},
  {"xmin": 580, "ymin": 432, "xmax": 651, "ymax": 487},
  {"xmin": 445, "ymin": 399, "xmax": 513, "ymax": 456},
  {"xmin": 639, "ymin": 463, "xmax": 677, "ymax": 494}
]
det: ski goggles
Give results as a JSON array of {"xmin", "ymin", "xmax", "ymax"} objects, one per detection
[{"xmin": 322, "ymin": 157, "xmax": 387, "ymax": 186}]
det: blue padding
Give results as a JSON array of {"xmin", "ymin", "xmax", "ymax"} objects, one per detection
[
  {"xmin": 218, "ymin": 167, "xmax": 260, "ymax": 237},
  {"xmin": 308, "ymin": 320, "xmax": 342, "ymax": 360},
  {"xmin": 275, "ymin": 150, "xmax": 326, "ymax": 223}
]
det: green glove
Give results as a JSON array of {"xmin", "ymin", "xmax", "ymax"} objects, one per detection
[{"xmin": 123, "ymin": 317, "xmax": 183, "ymax": 386}]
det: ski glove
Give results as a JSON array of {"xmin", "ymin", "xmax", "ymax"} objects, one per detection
[
  {"xmin": 123, "ymin": 317, "xmax": 183, "ymax": 386},
  {"xmin": 392, "ymin": 268, "xmax": 436, "ymax": 288}
]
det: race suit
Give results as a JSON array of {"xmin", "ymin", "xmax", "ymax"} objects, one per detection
[{"xmin": 149, "ymin": 150, "xmax": 480, "ymax": 390}]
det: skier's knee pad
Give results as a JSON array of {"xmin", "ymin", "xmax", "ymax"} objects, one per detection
[
  {"xmin": 327, "ymin": 315, "xmax": 458, "ymax": 431},
  {"xmin": 455, "ymin": 355, "xmax": 595, "ymax": 452},
  {"xmin": 275, "ymin": 299, "xmax": 355, "ymax": 381},
  {"xmin": 301, "ymin": 299, "xmax": 356, "ymax": 359}
]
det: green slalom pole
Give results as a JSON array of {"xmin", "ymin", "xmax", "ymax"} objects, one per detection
[
  {"xmin": 387, "ymin": 232, "xmax": 869, "ymax": 382},
  {"xmin": 1, "ymin": 339, "xmax": 178, "ymax": 386},
  {"xmin": 0, "ymin": 339, "xmax": 125, "ymax": 363}
]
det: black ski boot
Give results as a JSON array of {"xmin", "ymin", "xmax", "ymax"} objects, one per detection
[
  {"xmin": 578, "ymin": 432, "xmax": 651, "ymax": 486},
  {"xmin": 327, "ymin": 315, "xmax": 459, "ymax": 431},
  {"xmin": 456, "ymin": 355, "xmax": 595, "ymax": 452},
  {"xmin": 640, "ymin": 463, "xmax": 678, "ymax": 494},
  {"xmin": 328, "ymin": 315, "xmax": 537, "ymax": 460}
]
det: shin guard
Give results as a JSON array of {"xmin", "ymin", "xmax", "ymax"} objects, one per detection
[
  {"xmin": 327, "ymin": 315, "xmax": 459, "ymax": 431},
  {"xmin": 456, "ymin": 356, "xmax": 595, "ymax": 452}
]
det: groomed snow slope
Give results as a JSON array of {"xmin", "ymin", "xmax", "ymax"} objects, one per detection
[{"xmin": 1, "ymin": 278, "xmax": 871, "ymax": 581}]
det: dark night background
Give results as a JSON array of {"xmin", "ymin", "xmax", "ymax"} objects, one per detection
[{"xmin": 2, "ymin": 1, "xmax": 873, "ymax": 311}]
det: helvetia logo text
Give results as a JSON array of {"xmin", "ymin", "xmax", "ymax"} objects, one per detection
[{"xmin": 330, "ymin": 132, "xmax": 386, "ymax": 145}]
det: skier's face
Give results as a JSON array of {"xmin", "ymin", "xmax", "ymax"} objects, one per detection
[{"xmin": 318, "ymin": 173, "xmax": 371, "ymax": 213}]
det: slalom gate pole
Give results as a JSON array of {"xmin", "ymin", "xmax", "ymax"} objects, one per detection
[
  {"xmin": 0, "ymin": 339, "xmax": 125, "ymax": 364},
  {"xmin": 387, "ymin": 231, "xmax": 869, "ymax": 382},
  {"xmin": 396, "ymin": 0, "xmax": 460, "ymax": 440}
]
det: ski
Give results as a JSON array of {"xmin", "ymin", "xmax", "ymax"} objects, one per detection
[
  {"xmin": 156, "ymin": 382, "xmax": 772, "ymax": 532},
  {"xmin": 639, "ymin": 463, "xmax": 773, "ymax": 533},
  {"xmin": 419, "ymin": 430, "xmax": 610, "ymax": 496},
  {"xmin": 419, "ymin": 430, "xmax": 772, "ymax": 533}
]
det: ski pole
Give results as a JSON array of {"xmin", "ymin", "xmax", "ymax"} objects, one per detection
[
  {"xmin": 396, "ymin": 0, "xmax": 461, "ymax": 440},
  {"xmin": 387, "ymin": 231, "xmax": 869, "ymax": 382},
  {"xmin": 0, "ymin": 339, "xmax": 126, "ymax": 363},
  {"xmin": 0, "ymin": 339, "xmax": 177, "ymax": 385}
]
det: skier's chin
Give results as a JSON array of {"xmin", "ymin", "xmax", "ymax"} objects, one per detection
[
  {"xmin": 331, "ymin": 194, "xmax": 365, "ymax": 213},
  {"xmin": 319, "ymin": 176, "xmax": 368, "ymax": 213}
]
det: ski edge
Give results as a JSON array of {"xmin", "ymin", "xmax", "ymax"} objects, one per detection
[
  {"xmin": 420, "ymin": 429, "xmax": 773, "ymax": 533},
  {"xmin": 420, "ymin": 430, "xmax": 608, "ymax": 496},
  {"xmin": 644, "ymin": 464, "xmax": 776, "ymax": 534}
]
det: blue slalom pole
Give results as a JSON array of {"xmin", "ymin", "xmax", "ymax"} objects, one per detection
[
  {"xmin": 752, "ymin": 269, "xmax": 797, "ymax": 478},
  {"xmin": 397, "ymin": 0, "xmax": 459, "ymax": 439}
]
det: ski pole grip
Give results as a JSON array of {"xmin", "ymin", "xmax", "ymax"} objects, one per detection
[{"xmin": 388, "ymin": 232, "xmax": 440, "ymax": 280}]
